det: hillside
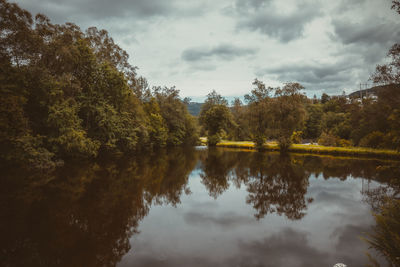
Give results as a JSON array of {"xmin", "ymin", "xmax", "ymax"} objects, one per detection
[
  {"xmin": 348, "ymin": 84, "xmax": 399, "ymax": 98},
  {"xmin": 186, "ymin": 102, "xmax": 203, "ymax": 116}
]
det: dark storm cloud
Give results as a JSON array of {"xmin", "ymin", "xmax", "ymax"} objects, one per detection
[
  {"xmin": 227, "ymin": 1, "xmax": 322, "ymax": 42},
  {"xmin": 256, "ymin": 59, "xmax": 359, "ymax": 90},
  {"xmin": 335, "ymin": 0, "xmax": 367, "ymax": 13},
  {"xmin": 331, "ymin": 19, "xmax": 400, "ymax": 46},
  {"xmin": 234, "ymin": 0, "xmax": 272, "ymax": 10},
  {"xmin": 182, "ymin": 44, "xmax": 258, "ymax": 62},
  {"xmin": 15, "ymin": 0, "xmax": 202, "ymax": 23},
  {"xmin": 237, "ymin": 8, "xmax": 321, "ymax": 42},
  {"xmin": 183, "ymin": 211, "xmax": 256, "ymax": 228}
]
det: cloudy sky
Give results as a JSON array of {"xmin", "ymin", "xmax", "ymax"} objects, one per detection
[{"xmin": 13, "ymin": 0, "xmax": 400, "ymax": 100}]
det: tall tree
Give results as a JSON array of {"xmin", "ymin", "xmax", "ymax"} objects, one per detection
[
  {"xmin": 199, "ymin": 90, "xmax": 235, "ymax": 146},
  {"xmin": 244, "ymin": 79, "xmax": 273, "ymax": 149},
  {"xmin": 271, "ymin": 83, "xmax": 306, "ymax": 151}
]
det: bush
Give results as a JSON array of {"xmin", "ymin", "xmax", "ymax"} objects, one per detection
[
  {"xmin": 337, "ymin": 138, "xmax": 352, "ymax": 147},
  {"xmin": 318, "ymin": 132, "xmax": 338, "ymax": 146},
  {"xmin": 291, "ymin": 131, "xmax": 303, "ymax": 144},
  {"xmin": 382, "ymin": 131, "xmax": 400, "ymax": 151},
  {"xmin": 359, "ymin": 131, "xmax": 385, "ymax": 148},
  {"xmin": 207, "ymin": 134, "xmax": 221, "ymax": 146}
]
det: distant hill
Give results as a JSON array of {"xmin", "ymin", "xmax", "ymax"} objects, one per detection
[
  {"xmin": 186, "ymin": 102, "xmax": 203, "ymax": 116},
  {"xmin": 348, "ymin": 84, "xmax": 399, "ymax": 98}
]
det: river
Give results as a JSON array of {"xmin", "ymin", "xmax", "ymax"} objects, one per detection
[{"xmin": 1, "ymin": 147, "xmax": 399, "ymax": 266}]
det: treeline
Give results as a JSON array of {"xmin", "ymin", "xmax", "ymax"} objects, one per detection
[
  {"xmin": 198, "ymin": 81, "xmax": 400, "ymax": 152},
  {"xmin": 0, "ymin": 0, "xmax": 198, "ymax": 169}
]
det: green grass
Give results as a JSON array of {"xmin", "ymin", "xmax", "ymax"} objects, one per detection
[{"xmin": 214, "ymin": 140, "xmax": 400, "ymax": 159}]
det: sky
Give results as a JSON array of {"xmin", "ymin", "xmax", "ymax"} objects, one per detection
[{"xmin": 13, "ymin": 0, "xmax": 400, "ymax": 101}]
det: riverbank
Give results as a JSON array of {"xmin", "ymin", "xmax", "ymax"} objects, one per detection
[{"xmin": 215, "ymin": 140, "xmax": 400, "ymax": 160}]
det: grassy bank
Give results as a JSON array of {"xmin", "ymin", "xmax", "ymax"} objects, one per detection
[{"xmin": 215, "ymin": 140, "xmax": 400, "ymax": 160}]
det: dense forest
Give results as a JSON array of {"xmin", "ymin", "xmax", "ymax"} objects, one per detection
[
  {"xmin": 1, "ymin": 0, "xmax": 400, "ymax": 170},
  {"xmin": 0, "ymin": 0, "xmax": 198, "ymax": 170}
]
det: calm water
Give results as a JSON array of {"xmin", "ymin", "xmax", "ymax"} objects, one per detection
[{"xmin": 1, "ymin": 147, "xmax": 399, "ymax": 267}]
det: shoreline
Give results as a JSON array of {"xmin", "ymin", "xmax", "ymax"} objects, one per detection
[{"xmin": 214, "ymin": 141, "xmax": 400, "ymax": 160}]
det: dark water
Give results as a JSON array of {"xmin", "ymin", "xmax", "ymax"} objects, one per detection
[{"xmin": 1, "ymin": 147, "xmax": 399, "ymax": 267}]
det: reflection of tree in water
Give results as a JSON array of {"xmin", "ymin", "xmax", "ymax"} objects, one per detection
[
  {"xmin": 1, "ymin": 162, "xmax": 146, "ymax": 267},
  {"xmin": 2, "ymin": 147, "xmax": 400, "ymax": 266},
  {"xmin": 363, "ymin": 198, "xmax": 400, "ymax": 267},
  {"xmin": 299, "ymin": 154, "xmax": 400, "ymax": 267},
  {"xmin": 244, "ymin": 153, "xmax": 312, "ymax": 220},
  {"xmin": 199, "ymin": 148, "xmax": 238, "ymax": 199},
  {"xmin": 199, "ymin": 149, "xmax": 312, "ymax": 220},
  {"xmin": 200, "ymin": 149, "xmax": 400, "ymax": 221},
  {"xmin": 0, "ymin": 147, "xmax": 197, "ymax": 267},
  {"xmin": 140, "ymin": 148, "xmax": 198, "ymax": 206}
]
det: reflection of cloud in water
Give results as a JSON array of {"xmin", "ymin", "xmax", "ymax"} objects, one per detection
[
  {"xmin": 184, "ymin": 211, "xmax": 256, "ymax": 228},
  {"xmin": 188, "ymin": 200, "xmax": 219, "ymax": 210},
  {"xmin": 231, "ymin": 228, "xmax": 330, "ymax": 267},
  {"xmin": 124, "ymin": 227, "xmax": 373, "ymax": 267},
  {"xmin": 315, "ymin": 191, "xmax": 360, "ymax": 209},
  {"xmin": 331, "ymin": 224, "xmax": 378, "ymax": 266}
]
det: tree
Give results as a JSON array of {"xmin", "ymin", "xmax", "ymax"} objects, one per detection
[
  {"xmin": 321, "ymin": 93, "xmax": 330, "ymax": 104},
  {"xmin": 230, "ymin": 98, "xmax": 250, "ymax": 141},
  {"xmin": 153, "ymin": 86, "xmax": 199, "ymax": 146},
  {"xmin": 244, "ymin": 79, "xmax": 273, "ymax": 149},
  {"xmin": 392, "ymin": 0, "xmax": 400, "ymax": 14},
  {"xmin": 271, "ymin": 83, "xmax": 306, "ymax": 151},
  {"xmin": 303, "ymin": 104, "xmax": 323, "ymax": 140},
  {"xmin": 371, "ymin": 44, "xmax": 400, "ymax": 85},
  {"xmin": 199, "ymin": 90, "xmax": 235, "ymax": 146}
]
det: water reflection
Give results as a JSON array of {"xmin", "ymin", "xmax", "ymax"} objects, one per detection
[
  {"xmin": 1, "ymin": 147, "xmax": 399, "ymax": 267},
  {"xmin": 0, "ymin": 147, "xmax": 198, "ymax": 267},
  {"xmin": 199, "ymin": 149, "xmax": 312, "ymax": 219}
]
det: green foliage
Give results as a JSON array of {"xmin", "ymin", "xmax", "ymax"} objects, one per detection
[
  {"xmin": 47, "ymin": 99, "xmax": 100, "ymax": 157},
  {"xmin": 359, "ymin": 131, "xmax": 385, "ymax": 149},
  {"xmin": 291, "ymin": 131, "xmax": 303, "ymax": 144},
  {"xmin": 271, "ymin": 83, "xmax": 306, "ymax": 151},
  {"xmin": 303, "ymin": 104, "xmax": 323, "ymax": 140},
  {"xmin": 318, "ymin": 132, "xmax": 339, "ymax": 147},
  {"xmin": 244, "ymin": 79, "xmax": 273, "ymax": 149},
  {"xmin": 321, "ymin": 93, "xmax": 330, "ymax": 104},
  {"xmin": 0, "ymin": 0, "xmax": 199, "ymax": 169},
  {"xmin": 199, "ymin": 91, "xmax": 235, "ymax": 146},
  {"xmin": 230, "ymin": 98, "xmax": 251, "ymax": 141},
  {"xmin": 318, "ymin": 132, "xmax": 352, "ymax": 147},
  {"xmin": 153, "ymin": 86, "xmax": 199, "ymax": 146}
]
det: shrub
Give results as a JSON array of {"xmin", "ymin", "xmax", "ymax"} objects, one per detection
[
  {"xmin": 337, "ymin": 138, "xmax": 352, "ymax": 147},
  {"xmin": 318, "ymin": 132, "xmax": 338, "ymax": 146},
  {"xmin": 359, "ymin": 131, "xmax": 385, "ymax": 148},
  {"xmin": 291, "ymin": 131, "xmax": 303, "ymax": 144},
  {"xmin": 207, "ymin": 134, "xmax": 221, "ymax": 146}
]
